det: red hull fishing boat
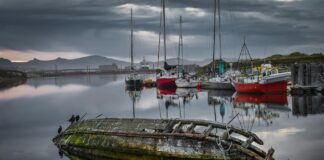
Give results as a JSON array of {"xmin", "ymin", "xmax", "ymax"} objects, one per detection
[
  {"xmin": 233, "ymin": 80, "xmax": 288, "ymax": 93},
  {"xmin": 234, "ymin": 39, "xmax": 291, "ymax": 94},
  {"xmin": 233, "ymin": 64, "xmax": 291, "ymax": 94}
]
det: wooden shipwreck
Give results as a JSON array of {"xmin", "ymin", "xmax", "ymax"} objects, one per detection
[{"xmin": 53, "ymin": 118, "xmax": 274, "ymax": 160}]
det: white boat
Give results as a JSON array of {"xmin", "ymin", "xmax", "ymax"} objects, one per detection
[
  {"xmin": 173, "ymin": 16, "xmax": 199, "ymax": 89},
  {"xmin": 175, "ymin": 78, "xmax": 199, "ymax": 88},
  {"xmin": 201, "ymin": 0, "xmax": 234, "ymax": 90}
]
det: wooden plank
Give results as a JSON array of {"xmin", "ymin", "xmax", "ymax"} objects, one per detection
[
  {"xmin": 242, "ymin": 136, "xmax": 254, "ymax": 148},
  {"xmin": 186, "ymin": 123, "xmax": 196, "ymax": 133},
  {"xmin": 172, "ymin": 122, "xmax": 182, "ymax": 133},
  {"xmin": 203, "ymin": 124, "xmax": 213, "ymax": 136}
]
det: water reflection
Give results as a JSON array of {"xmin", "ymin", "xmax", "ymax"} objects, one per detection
[
  {"xmin": 126, "ymin": 86, "xmax": 143, "ymax": 118},
  {"xmin": 233, "ymin": 93, "xmax": 290, "ymax": 129},
  {"xmin": 1, "ymin": 75, "xmax": 324, "ymax": 160},
  {"xmin": 157, "ymin": 88, "xmax": 199, "ymax": 119},
  {"xmin": 0, "ymin": 84, "xmax": 89, "ymax": 101},
  {"xmin": 208, "ymin": 90, "xmax": 234, "ymax": 123},
  {"xmin": 292, "ymin": 94, "xmax": 324, "ymax": 116},
  {"xmin": 28, "ymin": 75, "xmax": 119, "ymax": 87}
]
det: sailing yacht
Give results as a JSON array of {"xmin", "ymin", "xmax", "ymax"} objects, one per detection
[
  {"xmin": 125, "ymin": 8, "xmax": 143, "ymax": 88},
  {"xmin": 201, "ymin": 0, "xmax": 234, "ymax": 90},
  {"xmin": 175, "ymin": 16, "xmax": 200, "ymax": 88},
  {"xmin": 156, "ymin": 0, "xmax": 177, "ymax": 89}
]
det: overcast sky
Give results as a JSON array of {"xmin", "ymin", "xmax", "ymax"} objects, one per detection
[{"xmin": 0, "ymin": 0, "xmax": 323, "ymax": 62}]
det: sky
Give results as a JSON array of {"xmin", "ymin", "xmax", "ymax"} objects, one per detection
[{"xmin": 0, "ymin": 0, "xmax": 323, "ymax": 62}]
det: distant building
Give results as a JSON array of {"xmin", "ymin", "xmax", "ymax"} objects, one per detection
[
  {"xmin": 98, "ymin": 63, "xmax": 118, "ymax": 71},
  {"xmin": 139, "ymin": 57, "xmax": 150, "ymax": 70},
  {"xmin": 125, "ymin": 66, "xmax": 136, "ymax": 70}
]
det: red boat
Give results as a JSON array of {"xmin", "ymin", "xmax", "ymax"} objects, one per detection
[
  {"xmin": 156, "ymin": 77, "xmax": 177, "ymax": 89},
  {"xmin": 233, "ymin": 64, "xmax": 291, "ymax": 94},
  {"xmin": 234, "ymin": 93, "xmax": 288, "ymax": 105},
  {"xmin": 233, "ymin": 81, "xmax": 287, "ymax": 94},
  {"xmin": 157, "ymin": 88, "xmax": 176, "ymax": 95}
]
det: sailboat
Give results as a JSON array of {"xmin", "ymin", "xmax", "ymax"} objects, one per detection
[
  {"xmin": 201, "ymin": 0, "xmax": 234, "ymax": 90},
  {"xmin": 156, "ymin": 0, "xmax": 177, "ymax": 89},
  {"xmin": 175, "ymin": 16, "xmax": 200, "ymax": 88},
  {"xmin": 125, "ymin": 8, "xmax": 143, "ymax": 88}
]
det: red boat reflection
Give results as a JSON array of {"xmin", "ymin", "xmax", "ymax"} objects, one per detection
[
  {"xmin": 157, "ymin": 88, "xmax": 177, "ymax": 95},
  {"xmin": 234, "ymin": 93, "xmax": 288, "ymax": 105}
]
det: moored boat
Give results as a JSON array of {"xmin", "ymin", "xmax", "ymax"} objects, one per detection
[
  {"xmin": 157, "ymin": 74, "xmax": 177, "ymax": 89},
  {"xmin": 175, "ymin": 78, "xmax": 200, "ymax": 88},
  {"xmin": 201, "ymin": 77, "xmax": 234, "ymax": 90},
  {"xmin": 125, "ymin": 8, "xmax": 143, "ymax": 88},
  {"xmin": 233, "ymin": 64, "xmax": 291, "ymax": 94},
  {"xmin": 53, "ymin": 118, "xmax": 275, "ymax": 160},
  {"xmin": 200, "ymin": 0, "xmax": 234, "ymax": 90},
  {"xmin": 233, "ymin": 80, "xmax": 288, "ymax": 94},
  {"xmin": 156, "ymin": 0, "xmax": 177, "ymax": 90},
  {"xmin": 126, "ymin": 73, "xmax": 143, "ymax": 88}
]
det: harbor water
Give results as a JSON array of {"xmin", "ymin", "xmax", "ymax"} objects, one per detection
[{"xmin": 0, "ymin": 75, "xmax": 324, "ymax": 160}]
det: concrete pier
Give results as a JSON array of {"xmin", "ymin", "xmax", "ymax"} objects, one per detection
[{"xmin": 290, "ymin": 63, "xmax": 324, "ymax": 94}]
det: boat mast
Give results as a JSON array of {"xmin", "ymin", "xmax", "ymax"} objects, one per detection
[
  {"xmin": 217, "ymin": 0, "xmax": 223, "ymax": 75},
  {"xmin": 162, "ymin": 0, "xmax": 167, "ymax": 63},
  {"xmin": 130, "ymin": 8, "xmax": 134, "ymax": 71},
  {"xmin": 180, "ymin": 16, "xmax": 183, "ymax": 73},
  {"xmin": 212, "ymin": 0, "xmax": 217, "ymax": 77},
  {"xmin": 218, "ymin": 0, "xmax": 222, "ymax": 61},
  {"xmin": 157, "ymin": 3, "xmax": 162, "ymax": 68},
  {"xmin": 177, "ymin": 16, "xmax": 182, "ymax": 78}
]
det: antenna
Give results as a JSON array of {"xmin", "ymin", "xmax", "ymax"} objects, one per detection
[{"xmin": 237, "ymin": 37, "xmax": 253, "ymax": 74}]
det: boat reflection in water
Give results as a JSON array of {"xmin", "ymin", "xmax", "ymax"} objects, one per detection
[
  {"xmin": 207, "ymin": 90, "xmax": 235, "ymax": 123},
  {"xmin": 125, "ymin": 85, "xmax": 143, "ymax": 118},
  {"xmin": 233, "ymin": 93, "xmax": 290, "ymax": 128},
  {"xmin": 207, "ymin": 90, "xmax": 290, "ymax": 129},
  {"xmin": 157, "ymin": 88, "xmax": 199, "ymax": 119}
]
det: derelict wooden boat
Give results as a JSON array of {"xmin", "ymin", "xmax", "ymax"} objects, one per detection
[{"xmin": 53, "ymin": 118, "xmax": 274, "ymax": 160}]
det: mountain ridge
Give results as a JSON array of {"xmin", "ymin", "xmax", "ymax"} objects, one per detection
[{"xmin": 0, "ymin": 55, "xmax": 206, "ymax": 71}]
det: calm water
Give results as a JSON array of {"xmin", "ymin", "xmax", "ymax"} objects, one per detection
[{"xmin": 0, "ymin": 75, "xmax": 324, "ymax": 160}]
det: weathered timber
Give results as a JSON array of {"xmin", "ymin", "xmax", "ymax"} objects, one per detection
[{"xmin": 53, "ymin": 118, "xmax": 274, "ymax": 160}]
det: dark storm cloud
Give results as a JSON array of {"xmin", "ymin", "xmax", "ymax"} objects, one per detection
[{"xmin": 0, "ymin": 0, "xmax": 323, "ymax": 60}]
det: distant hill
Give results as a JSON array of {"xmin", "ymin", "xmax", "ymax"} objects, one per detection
[
  {"xmin": 0, "ymin": 55, "xmax": 130, "ymax": 71},
  {"xmin": 254, "ymin": 52, "xmax": 324, "ymax": 66},
  {"xmin": 0, "ymin": 55, "xmax": 207, "ymax": 71},
  {"xmin": 151, "ymin": 58, "xmax": 205, "ymax": 66}
]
